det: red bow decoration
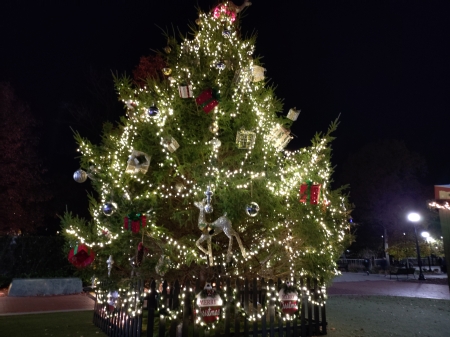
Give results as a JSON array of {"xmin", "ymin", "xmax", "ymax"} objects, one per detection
[{"xmin": 68, "ymin": 244, "xmax": 95, "ymax": 268}]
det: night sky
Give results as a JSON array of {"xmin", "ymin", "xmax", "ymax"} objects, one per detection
[{"xmin": 1, "ymin": 0, "xmax": 449, "ymax": 220}]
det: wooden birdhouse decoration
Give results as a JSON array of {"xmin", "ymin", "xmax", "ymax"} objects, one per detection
[
  {"xmin": 236, "ymin": 129, "xmax": 256, "ymax": 149},
  {"xmin": 287, "ymin": 107, "xmax": 301, "ymax": 121},
  {"xmin": 268, "ymin": 125, "xmax": 293, "ymax": 151}
]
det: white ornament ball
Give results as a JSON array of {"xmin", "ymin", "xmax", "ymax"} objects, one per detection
[
  {"xmin": 73, "ymin": 169, "xmax": 88, "ymax": 183},
  {"xmin": 245, "ymin": 202, "xmax": 260, "ymax": 217}
]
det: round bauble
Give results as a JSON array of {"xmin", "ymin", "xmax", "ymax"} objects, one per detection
[
  {"xmin": 102, "ymin": 202, "xmax": 117, "ymax": 216},
  {"xmin": 245, "ymin": 202, "xmax": 260, "ymax": 217},
  {"xmin": 222, "ymin": 29, "xmax": 231, "ymax": 38},
  {"xmin": 164, "ymin": 46, "xmax": 171, "ymax": 54},
  {"xmin": 216, "ymin": 62, "xmax": 226, "ymax": 70},
  {"xmin": 195, "ymin": 18, "xmax": 202, "ymax": 25},
  {"xmin": 210, "ymin": 138, "xmax": 221, "ymax": 148},
  {"xmin": 204, "ymin": 204, "xmax": 214, "ymax": 214},
  {"xmin": 209, "ymin": 122, "xmax": 219, "ymax": 133},
  {"xmin": 147, "ymin": 105, "xmax": 159, "ymax": 117},
  {"xmin": 73, "ymin": 169, "xmax": 88, "ymax": 183},
  {"xmin": 162, "ymin": 67, "xmax": 172, "ymax": 76}
]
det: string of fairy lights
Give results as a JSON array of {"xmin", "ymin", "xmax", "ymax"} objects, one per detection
[{"xmin": 65, "ymin": 2, "xmax": 349, "ymax": 285}]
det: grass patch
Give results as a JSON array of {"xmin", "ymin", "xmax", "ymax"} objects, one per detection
[{"xmin": 0, "ymin": 310, "xmax": 103, "ymax": 337}]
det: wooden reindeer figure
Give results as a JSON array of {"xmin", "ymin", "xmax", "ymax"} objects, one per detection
[{"xmin": 194, "ymin": 199, "xmax": 246, "ymax": 266}]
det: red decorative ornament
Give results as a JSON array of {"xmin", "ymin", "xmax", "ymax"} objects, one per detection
[
  {"xmin": 195, "ymin": 88, "xmax": 219, "ymax": 113},
  {"xmin": 212, "ymin": 1, "xmax": 252, "ymax": 22},
  {"xmin": 196, "ymin": 283, "xmax": 223, "ymax": 324},
  {"xmin": 67, "ymin": 244, "xmax": 95, "ymax": 268},
  {"xmin": 278, "ymin": 288, "xmax": 298, "ymax": 315},
  {"xmin": 299, "ymin": 182, "xmax": 321, "ymax": 205},
  {"xmin": 124, "ymin": 213, "xmax": 147, "ymax": 233}
]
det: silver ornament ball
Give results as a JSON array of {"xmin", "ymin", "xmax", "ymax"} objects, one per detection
[
  {"xmin": 102, "ymin": 202, "xmax": 117, "ymax": 216},
  {"xmin": 245, "ymin": 202, "xmax": 260, "ymax": 217},
  {"xmin": 204, "ymin": 203, "xmax": 214, "ymax": 214},
  {"xmin": 73, "ymin": 169, "xmax": 88, "ymax": 183}
]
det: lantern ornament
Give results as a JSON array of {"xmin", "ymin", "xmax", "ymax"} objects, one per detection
[
  {"xmin": 236, "ymin": 129, "xmax": 256, "ymax": 149},
  {"xmin": 195, "ymin": 283, "xmax": 223, "ymax": 324},
  {"xmin": 126, "ymin": 150, "xmax": 151, "ymax": 174}
]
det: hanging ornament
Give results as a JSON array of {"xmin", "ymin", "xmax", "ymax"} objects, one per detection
[
  {"xmin": 102, "ymin": 202, "xmax": 117, "ymax": 216},
  {"xmin": 204, "ymin": 186, "xmax": 214, "ymax": 214},
  {"xmin": 163, "ymin": 136, "xmax": 180, "ymax": 153},
  {"xmin": 299, "ymin": 182, "xmax": 321, "ymax": 205},
  {"xmin": 106, "ymin": 255, "xmax": 114, "ymax": 277},
  {"xmin": 268, "ymin": 124, "xmax": 293, "ymax": 151},
  {"xmin": 162, "ymin": 67, "xmax": 172, "ymax": 76},
  {"xmin": 209, "ymin": 138, "xmax": 221, "ymax": 149},
  {"xmin": 195, "ymin": 283, "xmax": 223, "ymax": 324},
  {"xmin": 216, "ymin": 61, "xmax": 226, "ymax": 70},
  {"xmin": 287, "ymin": 107, "xmax": 301, "ymax": 121},
  {"xmin": 124, "ymin": 100, "xmax": 136, "ymax": 110},
  {"xmin": 195, "ymin": 18, "xmax": 202, "ymax": 25},
  {"xmin": 155, "ymin": 254, "xmax": 171, "ymax": 276},
  {"xmin": 123, "ymin": 212, "xmax": 147, "ymax": 233},
  {"xmin": 147, "ymin": 104, "xmax": 160, "ymax": 118},
  {"xmin": 278, "ymin": 281, "xmax": 299, "ymax": 315},
  {"xmin": 126, "ymin": 149, "xmax": 151, "ymax": 174},
  {"xmin": 245, "ymin": 202, "xmax": 260, "ymax": 217},
  {"xmin": 236, "ymin": 129, "xmax": 256, "ymax": 149},
  {"xmin": 193, "ymin": 43, "xmax": 200, "ymax": 51},
  {"xmin": 222, "ymin": 29, "xmax": 232, "ymax": 38},
  {"xmin": 178, "ymin": 83, "xmax": 193, "ymax": 98},
  {"xmin": 196, "ymin": 88, "xmax": 219, "ymax": 113},
  {"xmin": 164, "ymin": 46, "xmax": 171, "ymax": 53},
  {"xmin": 67, "ymin": 244, "xmax": 95, "ymax": 268},
  {"xmin": 209, "ymin": 122, "xmax": 219, "ymax": 133},
  {"xmin": 175, "ymin": 182, "xmax": 185, "ymax": 193},
  {"xmin": 252, "ymin": 65, "xmax": 266, "ymax": 82},
  {"xmin": 73, "ymin": 169, "xmax": 88, "ymax": 183},
  {"xmin": 107, "ymin": 291, "xmax": 119, "ymax": 311},
  {"xmin": 136, "ymin": 242, "xmax": 147, "ymax": 267},
  {"xmin": 87, "ymin": 165, "xmax": 97, "ymax": 180}
]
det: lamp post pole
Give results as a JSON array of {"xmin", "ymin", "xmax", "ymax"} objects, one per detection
[{"xmin": 408, "ymin": 212, "xmax": 426, "ymax": 281}]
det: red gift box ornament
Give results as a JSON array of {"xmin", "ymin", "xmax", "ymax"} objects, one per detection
[
  {"xmin": 124, "ymin": 212, "xmax": 147, "ymax": 233},
  {"xmin": 195, "ymin": 88, "xmax": 219, "ymax": 113},
  {"xmin": 68, "ymin": 243, "xmax": 95, "ymax": 268},
  {"xmin": 299, "ymin": 181, "xmax": 321, "ymax": 205}
]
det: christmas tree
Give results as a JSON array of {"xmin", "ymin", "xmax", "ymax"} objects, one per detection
[{"xmin": 62, "ymin": 1, "xmax": 351, "ymax": 287}]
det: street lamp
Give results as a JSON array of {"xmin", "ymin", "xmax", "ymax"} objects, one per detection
[
  {"xmin": 421, "ymin": 231, "xmax": 432, "ymax": 272},
  {"xmin": 407, "ymin": 212, "xmax": 426, "ymax": 280}
]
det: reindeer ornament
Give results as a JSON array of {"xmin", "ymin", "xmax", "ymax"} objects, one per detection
[{"xmin": 194, "ymin": 199, "xmax": 246, "ymax": 266}]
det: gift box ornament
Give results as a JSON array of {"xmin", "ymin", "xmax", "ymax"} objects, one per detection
[
  {"xmin": 178, "ymin": 84, "xmax": 193, "ymax": 98},
  {"xmin": 268, "ymin": 125, "xmax": 293, "ymax": 151},
  {"xmin": 195, "ymin": 88, "xmax": 219, "ymax": 113},
  {"xmin": 196, "ymin": 283, "xmax": 223, "ymax": 324},
  {"xmin": 124, "ymin": 212, "xmax": 147, "ymax": 233},
  {"xmin": 252, "ymin": 65, "xmax": 266, "ymax": 82},
  {"xmin": 67, "ymin": 244, "xmax": 95, "ymax": 268},
  {"xmin": 236, "ymin": 129, "xmax": 256, "ymax": 149},
  {"xmin": 163, "ymin": 136, "xmax": 180, "ymax": 153},
  {"xmin": 126, "ymin": 150, "xmax": 151, "ymax": 174},
  {"xmin": 299, "ymin": 181, "xmax": 321, "ymax": 205},
  {"xmin": 287, "ymin": 107, "xmax": 301, "ymax": 121}
]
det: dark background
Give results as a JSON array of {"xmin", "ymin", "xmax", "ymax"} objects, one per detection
[{"xmin": 1, "ymin": 0, "xmax": 449, "ymax": 229}]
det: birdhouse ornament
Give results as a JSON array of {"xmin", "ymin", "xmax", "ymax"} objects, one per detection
[
  {"xmin": 252, "ymin": 65, "xmax": 266, "ymax": 82},
  {"xmin": 278, "ymin": 281, "xmax": 299, "ymax": 315},
  {"xmin": 126, "ymin": 150, "xmax": 151, "ymax": 174},
  {"xmin": 236, "ymin": 129, "xmax": 256, "ymax": 149},
  {"xmin": 287, "ymin": 107, "xmax": 301, "ymax": 121},
  {"xmin": 268, "ymin": 125, "xmax": 293, "ymax": 151},
  {"xmin": 196, "ymin": 283, "xmax": 223, "ymax": 324}
]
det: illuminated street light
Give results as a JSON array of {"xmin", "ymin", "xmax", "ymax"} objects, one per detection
[
  {"xmin": 421, "ymin": 231, "xmax": 432, "ymax": 271},
  {"xmin": 407, "ymin": 212, "xmax": 426, "ymax": 280}
]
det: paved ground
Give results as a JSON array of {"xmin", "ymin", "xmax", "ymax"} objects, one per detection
[
  {"xmin": 0, "ymin": 288, "xmax": 95, "ymax": 316},
  {"xmin": 328, "ymin": 272, "xmax": 450, "ymax": 300},
  {"xmin": 0, "ymin": 272, "xmax": 448, "ymax": 316}
]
